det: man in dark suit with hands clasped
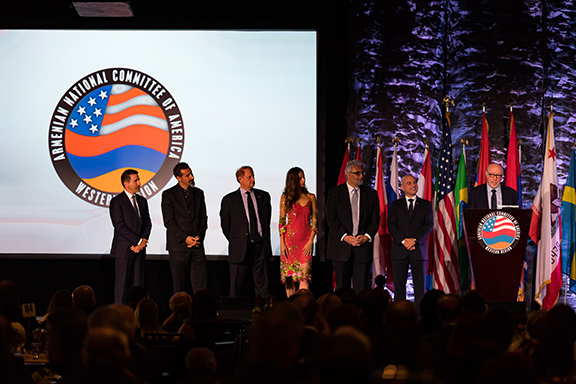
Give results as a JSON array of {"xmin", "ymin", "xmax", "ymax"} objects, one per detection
[
  {"xmin": 326, "ymin": 160, "xmax": 380, "ymax": 292},
  {"xmin": 110, "ymin": 169, "xmax": 152, "ymax": 304},
  {"xmin": 161, "ymin": 162, "xmax": 208, "ymax": 295},
  {"xmin": 388, "ymin": 174, "xmax": 433, "ymax": 307}
]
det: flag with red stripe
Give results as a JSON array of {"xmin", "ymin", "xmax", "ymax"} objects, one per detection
[
  {"xmin": 474, "ymin": 113, "xmax": 491, "ymax": 187},
  {"xmin": 373, "ymin": 144, "xmax": 392, "ymax": 287},
  {"xmin": 529, "ymin": 112, "xmax": 562, "ymax": 310},
  {"xmin": 417, "ymin": 145, "xmax": 435, "ymax": 279},
  {"xmin": 337, "ymin": 142, "xmax": 350, "ymax": 186},
  {"xmin": 432, "ymin": 109, "xmax": 460, "ymax": 293},
  {"xmin": 384, "ymin": 143, "xmax": 399, "ymax": 291}
]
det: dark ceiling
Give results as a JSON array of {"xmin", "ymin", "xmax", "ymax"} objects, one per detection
[{"xmin": 0, "ymin": 0, "xmax": 337, "ymax": 29}]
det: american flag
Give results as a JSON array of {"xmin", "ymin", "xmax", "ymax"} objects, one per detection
[{"xmin": 432, "ymin": 109, "xmax": 460, "ymax": 293}]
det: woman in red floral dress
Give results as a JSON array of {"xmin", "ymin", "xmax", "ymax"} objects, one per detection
[{"xmin": 279, "ymin": 167, "xmax": 317, "ymax": 298}]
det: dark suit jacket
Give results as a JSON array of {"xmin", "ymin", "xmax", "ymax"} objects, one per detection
[
  {"xmin": 387, "ymin": 196, "xmax": 433, "ymax": 261},
  {"xmin": 220, "ymin": 188, "xmax": 272, "ymax": 263},
  {"xmin": 161, "ymin": 184, "xmax": 208, "ymax": 252},
  {"xmin": 467, "ymin": 183, "xmax": 519, "ymax": 209},
  {"xmin": 110, "ymin": 192, "xmax": 152, "ymax": 259},
  {"xmin": 325, "ymin": 183, "xmax": 380, "ymax": 263}
]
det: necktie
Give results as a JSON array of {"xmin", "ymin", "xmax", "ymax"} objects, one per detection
[
  {"xmin": 351, "ymin": 188, "xmax": 359, "ymax": 236},
  {"xmin": 246, "ymin": 191, "xmax": 261, "ymax": 242},
  {"xmin": 132, "ymin": 195, "xmax": 142, "ymax": 228},
  {"xmin": 491, "ymin": 189, "xmax": 497, "ymax": 210},
  {"xmin": 408, "ymin": 198, "xmax": 414, "ymax": 221}
]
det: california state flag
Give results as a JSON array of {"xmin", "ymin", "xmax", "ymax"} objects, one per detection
[{"xmin": 529, "ymin": 112, "xmax": 562, "ymax": 310}]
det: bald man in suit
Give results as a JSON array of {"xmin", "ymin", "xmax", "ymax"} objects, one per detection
[
  {"xmin": 388, "ymin": 174, "xmax": 433, "ymax": 307},
  {"xmin": 468, "ymin": 163, "xmax": 519, "ymax": 209}
]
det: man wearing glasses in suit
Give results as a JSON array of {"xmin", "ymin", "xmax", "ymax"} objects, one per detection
[
  {"xmin": 468, "ymin": 163, "xmax": 519, "ymax": 209},
  {"xmin": 326, "ymin": 160, "xmax": 379, "ymax": 292}
]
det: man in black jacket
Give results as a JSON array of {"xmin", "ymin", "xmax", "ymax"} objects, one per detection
[{"xmin": 161, "ymin": 162, "xmax": 208, "ymax": 294}]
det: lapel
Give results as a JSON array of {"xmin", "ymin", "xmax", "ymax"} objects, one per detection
[
  {"xmin": 235, "ymin": 189, "xmax": 249, "ymax": 224},
  {"xmin": 481, "ymin": 186, "xmax": 489, "ymax": 207},
  {"xmin": 359, "ymin": 185, "xmax": 368, "ymax": 220},
  {"xmin": 253, "ymin": 189, "xmax": 262, "ymax": 217}
]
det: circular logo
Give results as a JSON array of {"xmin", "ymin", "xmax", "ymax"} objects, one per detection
[
  {"xmin": 49, "ymin": 68, "xmax": 184, "ymax": 207},
  {"xmin": 476, "ymin": 211, "xmax": 521, "ymax": 254}
]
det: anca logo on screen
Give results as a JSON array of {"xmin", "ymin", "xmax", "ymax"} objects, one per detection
[
  {"xmin": 476, "ymin": 211, "xmax": 521, "ymax": 255},
  {"xmin": 49, "ymin": 68, "xmax": 184, "ymax": 207}
]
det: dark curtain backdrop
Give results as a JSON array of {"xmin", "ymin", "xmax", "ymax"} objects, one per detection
[{"xmin": 347, "ymin": 0, "xmax": 576, "ymax": 206}]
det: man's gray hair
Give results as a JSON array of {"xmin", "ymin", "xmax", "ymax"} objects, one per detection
[{"xmin": 345, "ymin": 160, "xmax": 365, "ymax": 174}]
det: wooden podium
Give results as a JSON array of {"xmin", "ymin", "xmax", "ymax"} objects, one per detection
[{"xmin": 463, "ymin": 209, "xmax": 532, "ymax": 301}]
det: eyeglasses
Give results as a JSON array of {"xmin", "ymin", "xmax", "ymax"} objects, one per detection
[
  {"xmin": 349, "ymin": 171, "xmax": 365, "ymax": 176},
  {"xmin": 487, "ymin": 173, "xmax": 502, "ymax": 179}
]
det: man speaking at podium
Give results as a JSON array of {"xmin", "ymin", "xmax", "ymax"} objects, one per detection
[{"xmin": 468, "ymin": 163, "xmax": 519, "ymax": 209}]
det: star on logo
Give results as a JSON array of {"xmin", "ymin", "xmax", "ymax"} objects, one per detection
[
  {"xmin": 93, "ymin": 108, "xmax": 102, "ymax": 117},
  {"xmin": 77, "ymin": 106, "xmax": 86, "ymax": 116},
  {"xmin": 89, "ymin": 124, "xmax": 99, "ymax": 134},
  {"xmin": 69, "ymin": 119, "xmax": 79, "ymax": 128},
  {"xmin": 87, "ymin": 97, "xmax": 97, "ymax": 107},
  {"xmin": 99, "ymin": 90, "xmax": 108, "ymax": 100},
  {"xmin": 548, "ymin": 147, "xmax": 556, "ymax": 161},
  {"xmin": 83, "ymin": 115, "xmax": 92, "ymax": 124}
]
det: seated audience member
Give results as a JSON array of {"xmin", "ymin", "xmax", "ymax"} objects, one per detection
[
  {"xmin": 339, "ymin": 291, "xmax": 361, "ymax": 310},
  {"xmin": 72, "ymin": 285, "xmax": 97, "ymax": 316},
  {"xmin": 477, "ymin": 352, "xmax": 536, "ymax": 384},
  {"xmin": 110, "ymin": 304, "xmax": 138, "ymax": 341},
  {"xmin": 374, "ymin": 274, "xmax": 387, "ymax": 290},
  {"xmin": 380, "ymin": 300, "xmax": 419, "ymax": 369},
  {"xmin": 135, "ymin": 299, "xmax": 166, "ymax": 339},
  {"xmin": 416, "ymin": 289, "xmax": 445, "ymax": 337},
  {"xmin": 81, "ymin": 327, "xmax": 144, "ymax": 384},
  {"xmin": 484, "ymin": 306, "xmax": 515, "ymax": 354},
  {"xmin": 46, "ymin": 307, "xmax": 88, "ymax": 377},
  {"xmin": 460, "ymin": 289, "xmax": 486, "ymax": 315},
  {"xmin": 0, "ymin": 279, "xmax": 27, "ymax": 348},
  {"xmin": 233, "ymin": 302, "xmax": 304, "ymax": 382},
  {"xmin": 361, "ymin": 288, "xmax": 390, "ymax": 331},
  {"xmin": 446, "ymin": 311, "xmax": 493, "ymax": 384},
  {"xmin": 126, "ymin": 286, "xmax": 149, "ymax": 312},
  {"xmin": 325, "ymin": 304, "xmax": 364, "ymax": 332},
  {"xmin": 40, "ymin": 289, "xmax": 73, "ymax": 325},
  {"xmin": 163, "ymin": 292, "xmax": 192, "ymax": 333},
  {"xmin": 317, "ymin": 293, "xmax": 342, "ymax": 320},
  {"xmin": 176, "ymin": 289, "xmax": 218, "ymax": 343},
  {"xmin": 0, "ymin": 314, "xmax": 22, "ymax": 384},
  {"xmin": 179, "ymin": 347, "xmax": 220, "ymax": 384},
  {"xmin": 87, "ymin": 305, "xmax": 160, "ymax": 382},
  {"xmin": 510, "ymin": 309, "xmax": 547, "ymax": 366},
  {"xmin": 420, "ymin": 294, "xmax": 461, "ymax": 374},
  {"xmin": 291, "ymin": 293, "xmax": 327, "ymax": 361},
  {"xmin": 533, "ymin": 304, "xmax": 576, "ymax": 381},
  {"xmin": 318, "ymin": 326, "xmax": 372, "ymax": 384}
]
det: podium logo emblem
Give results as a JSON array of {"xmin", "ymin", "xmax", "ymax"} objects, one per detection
[
  {"xmin": 477, "ymin": 211, "xmax": 521, "ymax": 254},
  {"xmin": 49, "ymin": 68, "xmax": 184, "ymax": 207}
]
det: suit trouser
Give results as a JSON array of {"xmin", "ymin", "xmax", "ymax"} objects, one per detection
[
  {"xmin": 115, "ymin": 253, "xmax": 145, "ymax": 304},
  {"xmin": 392, "ymin": 255, "xmax": 426, "ymax": 307},
  {"xmin": 229, "ymin": 241, "xmax": 268, "ymax": 298},
  {"xmin": 169, "ymin": 247, "xmax": 208, "ymax": 295},
  {"xmin": 332, "ymin": 249, "xmax": 371, "ymax": 293}
]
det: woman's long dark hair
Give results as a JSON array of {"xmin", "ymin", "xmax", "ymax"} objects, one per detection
[{"xmin": 283, "ymin": 167, "xmax": 308, "ymax": 209}]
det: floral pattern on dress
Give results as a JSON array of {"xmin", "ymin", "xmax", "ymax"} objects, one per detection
[{"xmin": 279, "ymin": 196, "xmax": 317, "ymax": 284}]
